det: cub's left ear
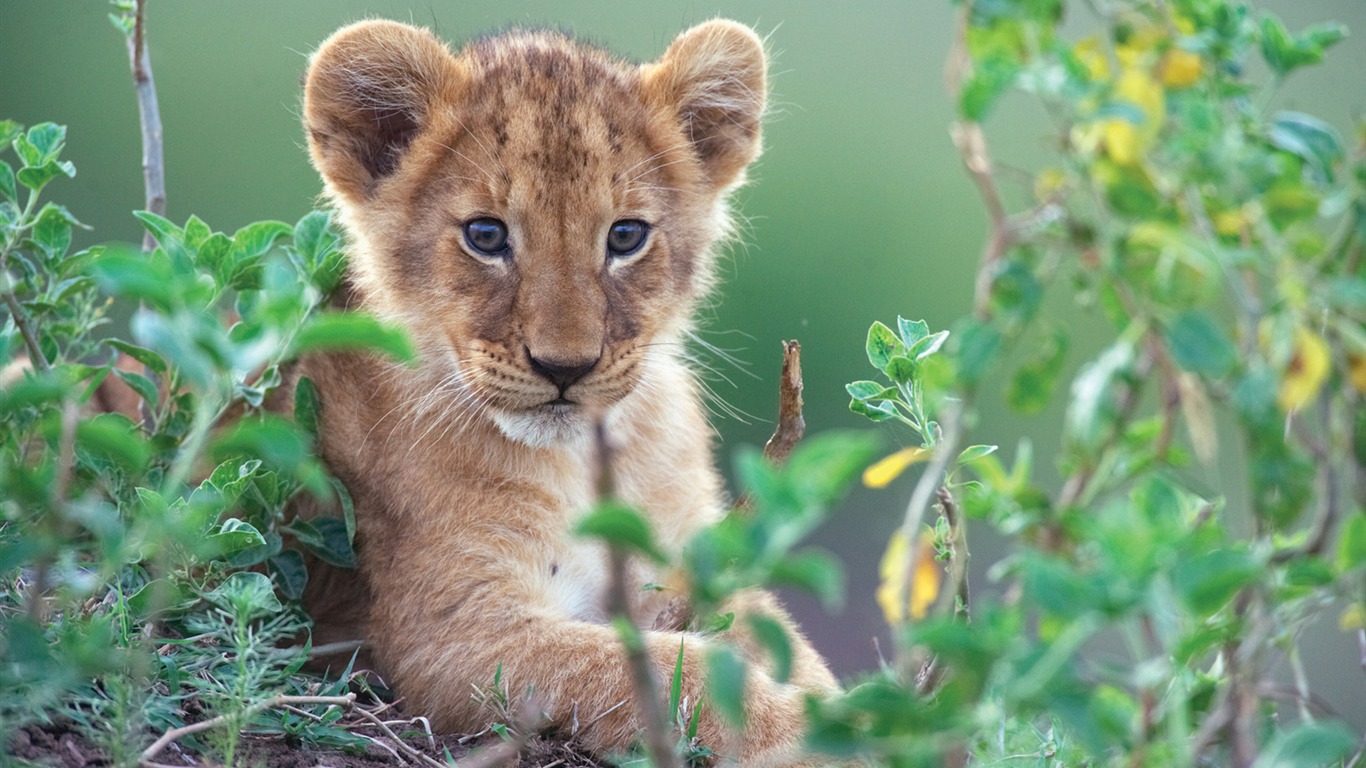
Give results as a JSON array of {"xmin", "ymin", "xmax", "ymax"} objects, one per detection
[{"xmin": 644, "ymin": 20, "xmax": 768, "ymax": 191}]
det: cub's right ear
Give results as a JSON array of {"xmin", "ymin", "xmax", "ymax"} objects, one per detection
[{"xmin": 303, "ymin": 20, "xmax": 460, "ymax": 203}]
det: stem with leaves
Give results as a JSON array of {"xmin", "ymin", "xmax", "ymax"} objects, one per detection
[{"xmin": 593, "ymin": 423, "xmax": 681, "ymax": 768}]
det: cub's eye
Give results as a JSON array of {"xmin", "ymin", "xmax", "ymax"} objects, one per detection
[
  {"xmin": 606, "ymin": 220, "xmax": 650, "ymax": 258},
  {"xmin": 464, "ymin": 218, "xmax": 510, "ymax": 257}
]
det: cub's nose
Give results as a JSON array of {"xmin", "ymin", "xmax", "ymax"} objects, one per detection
[{"xmin": 526, "ymin": 350, "xmax": 600, "ymax": 392}]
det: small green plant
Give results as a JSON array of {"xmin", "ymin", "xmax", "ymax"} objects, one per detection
[{"xmin": 0, "ymin": 115, "xmax": 411, "ymax": 764}]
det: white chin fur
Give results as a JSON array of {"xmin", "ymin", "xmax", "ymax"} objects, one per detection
[{"xmin": 490, "ymin": 405, "xmax": 593, "ymax": 448}]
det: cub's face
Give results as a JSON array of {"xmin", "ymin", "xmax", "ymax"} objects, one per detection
[{"xmin": 303, "ymin": 21, "xmax": 767, "ymax": 445}]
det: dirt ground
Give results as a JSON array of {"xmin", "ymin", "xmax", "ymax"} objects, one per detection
[{"xmin": 8, "ymin": 719, "xmax": 609, "ymax": 768}]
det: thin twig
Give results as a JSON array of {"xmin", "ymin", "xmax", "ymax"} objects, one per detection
[
  {"xmin": 349, "ymin": 704, "xmax": 447, "ymax": 768},
  {"xmin": 126, "ymin": 0, "xmax": 166, "ymax": 251},
  {"xmin": 894, "ymin": 403, "xmax": 962, "ymax": 682},
  {"xmin": 593, "ymin": 423, "xmax": 682, "ymax": 768},
  {"xmin": 139, "ymin": 693, "xmax": 356, "ymax": 766},
  {"xmin": 0, "ymin": 234, "xmax": 48, "ymax": 375},
  {"xmin": 762, "ymin": 340, "xmax": 805, "ymax": 465}
]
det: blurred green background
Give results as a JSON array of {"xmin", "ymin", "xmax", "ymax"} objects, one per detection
[{"xmin": 4, "ymin": 0, "xmax": 1365, "ymax": 714}]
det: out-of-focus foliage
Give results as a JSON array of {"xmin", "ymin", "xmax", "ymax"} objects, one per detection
[{"xmin": 814, "ymin": 0, "xmax": 1366, "ymax": 765}]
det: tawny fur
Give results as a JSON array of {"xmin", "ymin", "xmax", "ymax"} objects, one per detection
[{"xmin": 299, "ymin": 19, "xmax": 838, "ymax": 766}]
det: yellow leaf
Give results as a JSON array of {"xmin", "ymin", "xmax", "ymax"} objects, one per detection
[
  {"xmin": 875, "ymin": 530, "xmax": 943, "ymax": 624},
  {"xmin": 1213, "ymin": 208, "xmax": 1248, "ymax": 238},
  {"xmin": 1278, "ymin": 328, "xmax": 1331, "ymax": 412},
  {"xmin": 909, "ymin": 533, "xmax": 943, "ymax": 620},
  {"xmin": 1073, "ymin": 36, "xmax": 1111, "ymax": 81},
  {"xmin": 1034, "ymin": 168, "xmax": 1067, "ymax": 202},
  {"xmin": 1160, "ymin": 48, "xmax": 1203, "ymax": 88},
  {"xmin": 1349, "ymin": 354, "xmax": 1366, "ymax": 394},
  {"xmin": 1116, "ymin": 23, "xmax": 1164, "ymax": 69},
  {"xmin": 863, "ymin": 446, "xmax": 929, "ymax": 489},
  {"xmin": 1341, "ymin": 603, "xmax": 1366, "ymax": 631},
  {"xmin": 876, "ymin": 530, "xmax": 911, "ymax": 624},
  {"xmin": 1101, "ymin": 119, "xmax": 1141, "ymax": 166},
  {"xmin": 1115, "ymin": 68, "xmax": 1165, "ymax": 142}
]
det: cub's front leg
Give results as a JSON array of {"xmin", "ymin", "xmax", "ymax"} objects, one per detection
[{"xmin": 364, "ymin": 534, "xmax": 834, "ymax": 766}]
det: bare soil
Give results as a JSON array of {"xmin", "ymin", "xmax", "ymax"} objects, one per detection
[{"xmin": 8, "ymin": 720, "xmax": 608, "ymax": 768}]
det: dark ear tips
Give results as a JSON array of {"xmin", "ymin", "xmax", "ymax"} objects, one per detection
[
  {"xmin": 645, "ymin": 20, "xmax": 768, "ymax": 191},
  {"xmin": 303, "ymin": 20, "xmax": 459, "ymax": 202}
]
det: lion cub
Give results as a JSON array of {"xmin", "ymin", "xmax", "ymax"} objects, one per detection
[{"xmin": 300, "ymin": 19, "xmax": 838, "ymax": 766}]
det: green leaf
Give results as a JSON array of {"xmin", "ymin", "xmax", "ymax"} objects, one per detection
[
  {"xmin": 0, "ymin": 160, "xmax": 14, "ymax": 203},
  {"xmin": 269, "ymin": 551, "xmax": 309, "ymax": 602},
  {"xmin": 746, "ymin": 614, "xmax": 793, "ymax": 684},
  {"xmin": 291, "ymin": 312, "xmax": 417, "ymax": 364},
  {"xmin": 211, "ymin": 416, "xmax": 323, "ymax": 493},
  {"xmin": 956, "ymin": 444, "xmax": 998, "ymax": 466},
  {"xmin": 0, "ymin": 369, "xmax": 68, "ymax": 414},
  {"xmin": 1251, "ymin": 722, "xmax": 1356, "ymax": 768},
  {"xmin": 105, "ymin": 338, "xmax": 167, "ymax": 375},
  {"xmin": 16, "ymin": 159, "xmax": 76, "ymax": 192},
  {"xmin": 706, "ymin": 646, "xmax": 747, "ymax": 728},
  {"xmin": 294, "ymin": 375, "xmax": 322, "ymax": 440},
  {"xmin": 294, "ymin": 210, "xmax": 339, "ymax": 265},
  {"xmin": 75, "ymin": 413, "xmax": 150, "ymax": 472},
  {"xmin": 228, "ymin": 220, "xmax": 292, "ymax": 289},
  {"xmin": 884, "ymin": 356, "xmax": 917, "ymax": 384},
  {"xmin": 782, "ymin": 431, "xmax": 883, "ymax": 507},
  {"xmin": 1166, "ymin": 310, "xmax": 1236, "ymax": 377},
  {"xmin": 953, "ymin": 320, "xmax": 1002, "ymax": 387},
  {"xmin": 771, "ymin": 550, "xmax": 844, "ymax": 610},
  {"xmin": 1022, "ymin": 557, "xmax": 1102, "ymax": 617},
  {"xmin": 332, "ymin": 476, "xmax": 356, "ymax": 544},
  {"xmin": 30, "ymin": 204, "xmax": 78, "ymax": 261},
  {"xmin": 849, "ymin": 398, "xmax": 897, "ymax": 422},
  {"xmin": 94, "ymin": 253, "xmax": 181, "ymax": 313},
  {"xmin": 575, "ymin": 503, "xmax": 666, "ymax": 563},
  {"xmin": 205, "ymin": 519, "xmax": 270, "ymax": 559},
  {"xmin": 1337, "ymin": 513, "xmax": 1366, "ymax": 572},
  {"xmin": 113, "ymin": 368, "xmax": 159, "ymax": 409},
  {"xmin": 960, "ymin": 52, "xmax": 1020, "ymax": 122},
  {"xmin": 1065, "ymin": 341, "xmax": 1135, "ymax": 452},
  {"xmin": 1269, "ymin": 111, "xmax": 1344, "ymax": 184},
  {"xmin": 0, "ymin": 120, "xmax": 22, "ymax": 148},
  {"xmin": 132, "ymin": 210, "xmax": 190, "ymax": 263},
  {"xmin": 126, "ymin": 579, "xmax": 193, "ymax": 619},
  {"xmin": 22, "ymin": 123, "xmax": 65, "ymax": 161},
  {"xmin": 845, "ymin": 380, "xmax": 884, "ymax": 401},
  {"xmin": 1173, "ymin": 549, "xmax": 1260, "ymax": 615},
  {"xmin": 897, "ymin": 317, "xmax": 930, "ymax": 347},
  {"xmin": 907, "ymin": 330, "xmax": 949, "ymax": 361},
  {"xmin": 1260, "ymin": 16, "xmax": 1346, "ymax": 77},
  {"xmin": 865, "ymin": 321, "xmax": 906, "ymax": 372},
  {"xmin": 205, "ymin": 571, "xmax": 283, "ymax": 621},
  {"xmin": 183, "ymin": 215, "xmax": 213, "ymax": 249},
  {"xmin": 669, "ymin": 639, "xmax": 686, "ymax": 716},
  {"xmin": 283, "ymin": 517, "xmax": 356, "ymax": 569},
  {"xmin": 1006, "ymin": 331, "xmax": 1068, "ymax": 415}
]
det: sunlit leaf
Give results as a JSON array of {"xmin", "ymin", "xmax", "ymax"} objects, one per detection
[{"xmin": 862, "ymin": 446, "xmax": 929, "ymax": 489}]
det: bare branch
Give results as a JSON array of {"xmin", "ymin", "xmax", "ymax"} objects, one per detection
[
  {"xmin": 127, "ymin": 0, "xmax": 166, "ymax": 251},
  {"xmin": 762, "ymin": 340, "xmax": 805, "ymax": 466}
]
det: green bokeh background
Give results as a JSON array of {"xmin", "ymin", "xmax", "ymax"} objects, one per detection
[{"xmin": 5, "ymin": 1, "xmax": 1365, "ymax": 719}]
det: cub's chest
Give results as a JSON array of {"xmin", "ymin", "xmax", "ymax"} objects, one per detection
[{"xmin": 540, "ymin": 535, "xmax": 611, "ymax": 623}]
